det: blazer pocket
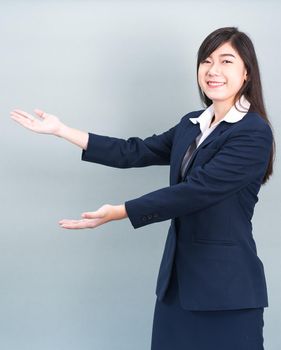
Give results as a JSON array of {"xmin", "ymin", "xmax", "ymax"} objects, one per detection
[
  {"xmin": 191, "ymin": 200, "xmax": 237, "ymax": 246},
  {"xmin": 192, "ymin": 237, "xmax": 236, "ymax": 246}
]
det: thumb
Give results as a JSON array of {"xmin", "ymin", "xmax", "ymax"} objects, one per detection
[
  {"xmin": 34, "ymin": 109, "xmax": 46, "ymax": 118},
  {"xmin": 81, "ymin": 210, "xmax": 105, "ymax": 219}
]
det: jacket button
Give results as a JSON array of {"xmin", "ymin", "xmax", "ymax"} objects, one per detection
[
  {"xmin": 148, "ymin": 214, "xmax": 153, "ymax": 220},
  {"xmin": 142, "ymin": 216, "xmax": 147, "ymax": 221}
]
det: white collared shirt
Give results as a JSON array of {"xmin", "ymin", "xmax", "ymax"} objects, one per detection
[
  {"xmin": 189, "ymin": 94, "xmax": 251, "ymax": 148},
  {"xmin": 180, "ymin": 95, "xmax": 251, "ymax": 178}
]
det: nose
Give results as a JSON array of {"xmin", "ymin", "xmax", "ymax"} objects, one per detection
[{"xmin": 207, "ymin": 62, "xmax": 221, "ymax": 76}]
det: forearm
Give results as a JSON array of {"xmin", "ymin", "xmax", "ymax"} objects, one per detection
[
  {"xmin": 56, "ymin": 124, "xmax": 89, "ymax": 150},
  {"xmin": 81, "ymin": 130, "xmax": 176, "ymax": 168}
]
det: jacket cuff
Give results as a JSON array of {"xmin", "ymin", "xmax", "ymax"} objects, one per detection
[
  {"xmin": 81, "ymin": 132, "xmax": 95, "ymax": 162},
  {"xmin": 124, "ymin": 198, "xmax": 162, "ymax": 229}
]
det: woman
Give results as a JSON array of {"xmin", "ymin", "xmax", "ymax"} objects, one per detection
[{"xmin": 11, "ymin": 26, "xmax": 275, "ymax": 349}]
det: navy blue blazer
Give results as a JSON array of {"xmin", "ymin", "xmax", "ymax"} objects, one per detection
[{"xmin": 81, "ymin": 109, "xmax": 273, "ymax": 311}]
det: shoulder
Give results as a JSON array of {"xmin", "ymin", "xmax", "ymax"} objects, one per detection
[
  {"xmin": 179, "ymin": 109, "xmax": 205, "ymax": 124},
  {"xmin": 182, "ymin": 109, "xmax": 205, "ymax": 119},
  {"xmin": 224, "ymin": 112, "xmax": 273, "ymax": 151},
  {"xmin": 179, "ymin": 110, "xmax": 272, "ymax": 139},
  {"xmin": 235, "ymin": 112, "xmax": 273, "ymax": 138}
]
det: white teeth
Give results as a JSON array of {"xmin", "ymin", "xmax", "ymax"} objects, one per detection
[{"xmin": 208, "ymin": 82, "xmax": 225, "ymax": 86}]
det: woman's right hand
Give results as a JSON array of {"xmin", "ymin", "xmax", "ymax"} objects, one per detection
[{"xmin": 10, "ymin": 108, "xmax": 64, "ymax": 136}]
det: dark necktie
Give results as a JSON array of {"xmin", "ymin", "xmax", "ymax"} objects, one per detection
[{"xmin": 180, "ymin": 138, "xmax": 198, "ymax": 179}]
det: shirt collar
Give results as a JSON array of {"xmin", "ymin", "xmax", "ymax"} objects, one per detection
[{"xmin": 189, "ymin": 95, "xmax": 251, "ymax": 133}]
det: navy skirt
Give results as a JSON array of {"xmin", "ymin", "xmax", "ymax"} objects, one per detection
[{"xmin": 151, "ymin": 262, "xmax": 265, "ymax": 350}]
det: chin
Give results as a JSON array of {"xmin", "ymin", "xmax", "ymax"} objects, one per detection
[{"xmin": 204, "ymin": 92, "xmax": 233, "ymax": 103}]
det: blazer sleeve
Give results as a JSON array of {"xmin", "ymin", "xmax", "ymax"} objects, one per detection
[
  {"xmin": 124, "ymin": 122, "xmax": 273, "ymax": 229},
  {"xmin": 81, "ymin": 119, "xmax": 182, "ymax": 168}
]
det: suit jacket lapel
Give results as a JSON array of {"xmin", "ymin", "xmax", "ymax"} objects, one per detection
[
  {"xmin": 181, "ymin": 121, "xmax": 231, "ymax": 180},
  {"xmin": 171, "ymin": 121, "xmax": 201, "ymax": 185}
]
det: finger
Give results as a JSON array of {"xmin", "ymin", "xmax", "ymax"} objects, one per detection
[
  {"xmin": 59, "ymin": 219, "xmax": 80, "ymax": 225},
  {"xmin": 59, "ymin": 220, "xmax": 85, "ymax": 229},
  {"xmin": 59, "ymin": 219, "xmax": 91, "ymax": 226},
  {"xmin": 59, "ymin": 219, "xmax": 95, "ymax": 229},
  {"xmin": 81, "ymin": 211, "xmax": 105, "ymax": 219},
  {"xmin": 61, "ymin": 224, "xmax": 82, "ymax": 229},
  {"xmin": 10, "ymin": 114, "xmax": 34, "ymax": 128},
  {"xmin": 10, "ymin": 112, "xmax": 32, "ymax": 123},
  {"xmin": 34, "ymin": 109, "xmax": 46, "ymax": 119},
  {"xmin": 11, "ymin": 109, "xmax": 35, "ymax": 120}
]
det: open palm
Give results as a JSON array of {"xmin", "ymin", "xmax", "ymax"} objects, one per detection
[
  {"xmin": 59, "ymin": 205, "xmax": 113, "ymax": 229},
  {"xmin": 10, "ymin": 108, "xmax": 63, "ymax": 135}
]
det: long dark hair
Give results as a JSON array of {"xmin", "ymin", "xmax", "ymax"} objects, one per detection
[{"xmin": 196, "ymin": 26, "xmax": 275, "ymax": 185}]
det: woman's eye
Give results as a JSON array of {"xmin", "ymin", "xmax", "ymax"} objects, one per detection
[{"xmin": 201, "ymin": 59, "xmax": 233, "ymax": 64}]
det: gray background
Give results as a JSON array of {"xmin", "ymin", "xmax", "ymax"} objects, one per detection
[{"xmin": 0, "ymin": 1, "xmax": 280, "ymax": 349}]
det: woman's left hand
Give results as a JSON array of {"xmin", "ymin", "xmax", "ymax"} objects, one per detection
[{"xmin": 59, "ymin": 204, "xmax": 128, "ymax": 229}]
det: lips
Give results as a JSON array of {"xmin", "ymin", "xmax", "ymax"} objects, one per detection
[{"xmin": 207, "ymin": 81, "xmax": 226, "ymax": 87}]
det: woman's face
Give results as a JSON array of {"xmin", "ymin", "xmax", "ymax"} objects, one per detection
[{"xmin": 198, "ymin": 41, "xmax": 248, "ymax": 106}]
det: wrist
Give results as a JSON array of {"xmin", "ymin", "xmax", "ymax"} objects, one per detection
[
  {"xmin": 54, "ymin": 123, "xmax": 69, "ymax": 138},
  {"xmin": 114, "ymin": 204, "xmax": 128, "ymax": 220}
]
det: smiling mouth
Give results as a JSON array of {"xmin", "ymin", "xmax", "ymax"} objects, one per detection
[{"xmin": 207, "ymin": 81, "xmax": 226, "ymax": 87}]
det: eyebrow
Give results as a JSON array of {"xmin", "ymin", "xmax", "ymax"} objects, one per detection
[
  {"xmin": 220, "ymin": 53, "xmax": 236, "ymax": 58},
  {"xmin": 209, "ymin": 53, "xmax": 236, "ymax": 58}
]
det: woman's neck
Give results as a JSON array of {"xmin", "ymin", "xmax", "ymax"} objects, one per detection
[{"xmin": 212, "ymin": 100, "xmax": 234, "ymax": 124}]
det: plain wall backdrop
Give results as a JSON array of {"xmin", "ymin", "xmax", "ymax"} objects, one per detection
[{"xmin": 0, "ymin": 1, "xmax": 280, "ymax": 349}]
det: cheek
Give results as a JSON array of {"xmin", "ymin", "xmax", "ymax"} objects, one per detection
[
  {"xmin": 234, "ymin": 77, "xmax": 245, "ymax": 89},
  {"xmin": 227, "ymin": 70, "xmax": 245, "ymax": 88},
  {"xmin": 197, "ymin": 70, "xmax": 205, "ymax": 85}
]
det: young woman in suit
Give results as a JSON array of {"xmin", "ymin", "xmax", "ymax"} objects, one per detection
[{"xmin": 11, "ymin": 26, "xmax": 275, "ymax": 349}]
